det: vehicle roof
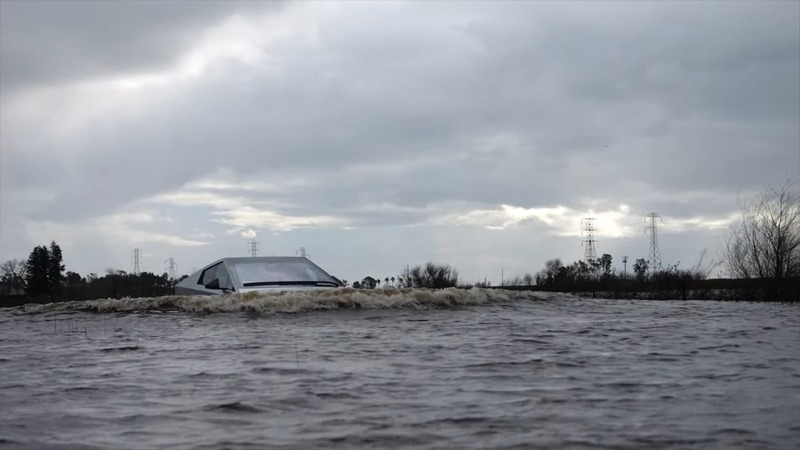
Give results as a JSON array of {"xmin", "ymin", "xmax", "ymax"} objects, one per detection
[{"xmin": 218, "ymin": 256, "xmax": 313, "ymax": 264}]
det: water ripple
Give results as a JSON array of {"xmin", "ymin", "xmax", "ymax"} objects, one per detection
[{"xmin": 1, "ymin": 295, "xmax": 798, "ymax": 449}]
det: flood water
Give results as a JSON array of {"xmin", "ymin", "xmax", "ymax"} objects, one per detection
[{"xmin": 1, "ymin": 289, "xmax": 798, "ymax": 449}]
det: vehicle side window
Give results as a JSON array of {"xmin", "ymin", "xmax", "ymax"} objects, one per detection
[
  {"xmin": 198, "ymin": 263, "xmax": 234, "ymax": 290},
  {"xmin": 200, "ymin": 263, "xmax": 223, "ymax": 285}
]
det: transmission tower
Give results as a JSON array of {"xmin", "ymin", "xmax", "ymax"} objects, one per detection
[
  {"xmin": 248, "ymin": 239, "xmax": 259, "ymax": 257},
  {"xmin": 581, "ymin": 218, "xmax": 597, "ymax": 262},
  {"xmin": 645, "ymin": 212, "xmax": 662, "ymax": 271},
  {"xmin": 165, "ymin": 257, "xmax": 177, "ymax": 279},
  {"xmin": 131, "ymin": 248, "xmax": 142, "ymax": 275}
]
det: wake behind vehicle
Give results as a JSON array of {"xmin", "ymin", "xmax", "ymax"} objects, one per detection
[{"xmin": 175, "ymin": 256, "xmax": 343, "ymax": 295}]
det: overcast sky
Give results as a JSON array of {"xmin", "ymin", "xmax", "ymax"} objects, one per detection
[{"xmin": 1, "ymin": 0, "xmax": 798, "ymax": 284}]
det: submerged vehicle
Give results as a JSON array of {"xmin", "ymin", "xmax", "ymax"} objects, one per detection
[{"xmin": 175, "ymin": 256, "xmax": 343, "ymax": 295}]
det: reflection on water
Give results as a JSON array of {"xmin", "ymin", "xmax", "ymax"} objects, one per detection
[{"xmin": 1, "ymin": 292, "xmax": 798, "ymax": 449}]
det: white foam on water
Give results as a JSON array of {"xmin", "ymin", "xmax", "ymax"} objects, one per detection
[{"xmin": 22, "ymin": 288, "xmax": 564, "ymax": 315}]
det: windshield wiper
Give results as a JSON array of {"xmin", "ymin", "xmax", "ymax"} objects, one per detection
[{"xmin": 243, "ymin": 281, "xmax": 339, "ymax": 287}]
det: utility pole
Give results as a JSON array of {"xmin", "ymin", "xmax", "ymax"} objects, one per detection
[
  {"xmin": 645, "ymin": 213, "xmax": 662, "ymax": 272},
  {"xmin": 581, "ymin": 218, "xmax": 597, "ymax": 262}
]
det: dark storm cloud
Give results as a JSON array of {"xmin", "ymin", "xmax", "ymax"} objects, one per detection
[
  {"xmin": 0, "ymin": 1, "xmax": 797, "ymax": 277},
  {"xmin": 0, "ymin": 0, "xmax": 283, "ymax": 91}
]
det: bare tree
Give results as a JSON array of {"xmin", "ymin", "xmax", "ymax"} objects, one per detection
[
  {"xmin": 522, "ymin": 273, "xmax": 534, "ymax": 285},
  {"xmin": 408, "ymin": 262, "xmax": 459, "ymax": 288},
  {"xmin": 1, "ymin": 259, "xmax": 27, "ymax": 294},
  {"xmin": 724, "ymin": 181, "xmax": 800, "ymax": 279}
]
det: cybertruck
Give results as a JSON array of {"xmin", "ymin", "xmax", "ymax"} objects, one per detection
[{"xmin": 175, "ymin": 256, "xmax": 343, "ymax": 295}]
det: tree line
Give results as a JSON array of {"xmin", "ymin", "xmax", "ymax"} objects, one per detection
[
  {"xmin": 345, "ymin": 183, "xmax": 798, "ymax": 300},
  {"xmin": 523, "ymin": 182, "xmax": 797, "ymax": 300},
  {"xmin": 2, "ymin": 182, "xmax": 797, "ymax": 302},
  {"xmin": 1, "ymin": 241, "xmax": 65, "ymax": 298},
  {"xmin": 0, "ymin": 241, "xmax": 182, "ymax": 305},
  {"xmin": 349, "ymin": 262, "xmax": 461, "ymax": 289}
]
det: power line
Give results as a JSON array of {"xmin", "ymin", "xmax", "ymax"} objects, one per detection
[
  {"xmin": 165, "ymin": 257, "xmax": 177, "ymax": 279},
  {"xmin": 645, "ymin": 212, "xmax": 662, "ymax": 271},
  {"xmin": 581, "ymin": 217, "xmax": 597, "ymax": 262},
  {"xmin": 131, "ymin": 248, "xmax": 142, "ymax": 275},
  {"xmin": 248, "ymin": 239, "xmax": 259, "ymax": 257}
]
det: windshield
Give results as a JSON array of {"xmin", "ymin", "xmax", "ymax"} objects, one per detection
[{"xmin": 234, "ymin": 261, "xmax": 338, "ymax": 286}]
